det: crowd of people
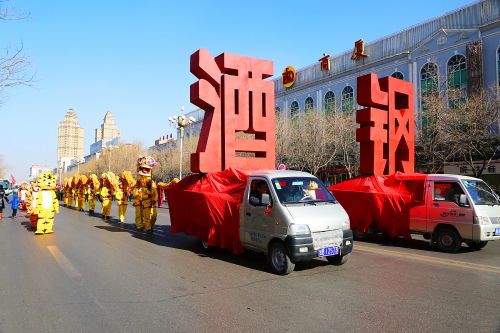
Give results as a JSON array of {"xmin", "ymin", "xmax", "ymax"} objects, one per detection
[{"xmin": 0, "ymin": 156, "xmax": 179, "ymax": 235}]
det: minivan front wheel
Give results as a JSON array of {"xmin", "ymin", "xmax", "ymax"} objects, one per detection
[
  {"xmin": 268, "ymin": 241, "xmax": 295, "ymax": 275},
  {"xmin": 434, "ymin": 227, "xmax": 462, "ymax": 253}
]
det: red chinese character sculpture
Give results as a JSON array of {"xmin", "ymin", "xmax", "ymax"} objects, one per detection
[
  {"xmin": 351, "ymin": 39, "xmax": 368, "ymax": 60},
  {"xmin": 190, "ymin": 48, "xmax": 275, "ymax": 173},
  {"xmin": 356, "ymin": 73, "xmax": 414, "ymax": 175}
]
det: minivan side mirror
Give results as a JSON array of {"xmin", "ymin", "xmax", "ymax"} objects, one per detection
[
  {"xmin": 261, "ymin": 193, "xmax": 271, "ymax": 205},
  {"xmin": 459, "ymin": 194, "xmax": 469, "ymax": 206}
]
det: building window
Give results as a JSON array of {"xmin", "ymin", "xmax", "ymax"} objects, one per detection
[
  {"xmin": 341, "ymin": 86, "xmax": 354, "ymax": 112},
  {"xmin": 391, "ymin": 71, "xmax": 404, "ymax": 80},
  {"xmin": 447, "ymin": 54, "xmax": 467, "ymax": 107},
  {"xmin": 275, "ymin": 106, "xmax": 280, "ymax": 114},
  {"xmin": 497, "ymin": 46, "xmax": 500, "ymax": 87},
  {"xmin": 420, "ymin": 63, "xmax": 438, "ymax": 96},
  {"xmin": 290, "ymin": 101, "xmax": 299, "ymax": 118},
  {"xmin": 304, "ymin": 97, "xmax": 314, "ymax": 113},
  {"xmin": 324, "ymin": 91, "xmax": 335, "ymax": 113}
]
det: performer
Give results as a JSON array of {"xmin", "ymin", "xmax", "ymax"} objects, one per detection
[
  {"xmin": 77, "ymin": 175, "xmax": 88, "ymax": 211},
  {"xmin": 116, "ymin": 171, "xmax": 135, "ymax": 224},
  {"xmin": 28, "ymin": 182, "xmax": 41, "ymax": 230},
  {"xmin": 34, "ymin": 172, "xmax": 59, "ymax": 234},
  {"xmin": 100, "ymin": 172, "xmax": 117, "ymax": 221},
  {"xmin": 87, "ymin": 174, "xmax": 100, "ymax": 216},
  {"xmin": 18, "ymin": 183, "xmax": 28, "ymax": 210},
  {"xmin": 136, "ymin": 156, "xmax": 157, "ymax": 233},
  {"xmin": 132, "ymin": 185, "xmax": 143, "ymax": 231}
]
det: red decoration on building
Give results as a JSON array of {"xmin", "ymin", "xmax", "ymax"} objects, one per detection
[
  {"xmin": 351, "ymin": 39, "xmax": 368, "ymax": 60},
  {"xmin": 356, "ymin": 73, "xmax": 414, "ymax": 175},
  {"xmin": 318, "ymin": 53, "xmax": 331, "ymax": 71},
  {"xmin": 190, "ymin": 48, "xmax": 276, "ymax": 173}
]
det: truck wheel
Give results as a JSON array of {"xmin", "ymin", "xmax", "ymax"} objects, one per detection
[
  {"xmin": 268, "ymin": 241, "xmax": 295, "ymax": 275},
  {"xmin": 326, "ymin": 253, "xmax": 350, "ymax": 265},
  {"xmin": 466, "ymin": 241, "xmax": 488, "ymax": 250},
  {"xmin": 434, "ymin": 227, "xmax": 462, "ymax": 253}
]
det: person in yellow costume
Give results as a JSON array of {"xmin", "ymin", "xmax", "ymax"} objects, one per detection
[
  {"xmin": 100, "ymin": 172, "xmax": 117, "ymax": 221},
  {"xmin": 116, "ymin": 171, "xmax": 136, "ymax": 224},
  {"xmin": 77, "ymin": 175, "xmax": 88, "ymax": 211},
  {"xmin": 34, "ymin": 172, "xmax": 59, "ymax": 235},
  {"xmin": 136, "ymin": 156, "xmax": 157, "ymax": 233},
  {"xmin": 86, "ymin": 174, "xmax": 100, "ymax": 216},
  {"xmin": 132, "ymin": 185, "xmax": 143, "ymax": 230}
]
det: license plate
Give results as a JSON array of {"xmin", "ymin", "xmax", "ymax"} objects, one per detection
[
  {"xmin": 495, "ymin": 228, "xmax": 500, "ymax": 236},
  {"xmin": 318, "ymin": 246, "xmax": 339, "ymax": 257}
]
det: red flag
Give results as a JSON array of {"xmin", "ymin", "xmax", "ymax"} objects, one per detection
[{"xmin": 10, "ymin": 174, "xmax": 16, "ymax": 185}]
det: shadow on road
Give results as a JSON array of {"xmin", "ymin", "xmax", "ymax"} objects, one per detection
[
  {"xmin": 356, "ymin": 234, "xmax": 478, "ymax": 254},
  {"xmin": 94, "ymin": 219, "xmax": 332, "ymax": 274}
]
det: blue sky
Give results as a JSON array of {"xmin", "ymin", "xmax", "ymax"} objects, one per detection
[{"xmin": 1, "ymin": 0, "xmax": 475, "ymax": 180}]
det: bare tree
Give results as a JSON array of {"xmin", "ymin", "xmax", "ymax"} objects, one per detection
[
  {"xmin": 0, "ymin": 155, "xmax": 6, "ymax": 178},
  {"xmin": 334, "ymin": 112, "xmax": 359, "ymax": 178},
  {"xmin": 0, "ymin": 0, "xmax": 31, "ymax": 103}
]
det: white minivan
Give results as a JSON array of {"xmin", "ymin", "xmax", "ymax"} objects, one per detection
[{"xmin": 410, "ymin": 174, "xmax": 500, "ymax": 252}]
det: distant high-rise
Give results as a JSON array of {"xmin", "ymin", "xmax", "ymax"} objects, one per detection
[
  {"xmin": 57, "ymin": 108, "xmax": 84, "ymax": 168},
  {"xmin": 95, "ymin": 111, "xmax": 120, "ymax": 143}
]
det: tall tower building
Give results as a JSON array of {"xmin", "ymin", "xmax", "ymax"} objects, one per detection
[
  {"xmin": 95, "ymin": 111, "xmax": 121, "ymax": 143},
  {"xmin": 57, "ymin": 108, "xmax": 84, "ymax": 169}
]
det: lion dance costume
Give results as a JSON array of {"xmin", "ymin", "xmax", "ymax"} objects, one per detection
[
  {"xmin": 136, "ymin": 156, "xmax": 157, "ymax": 233},
  {"xmin": 35, "ymin": 172, "xmax": 59, "ymax": 235},
  {"xmin": 100, "ymin": 172, "xmax": 118, "ymax": 220},
  {"xmin": 87, "ymin": 174, "xmax": 100, "ymax": 215},
  {"xmin": 116, "ymin": 171, "xmax": 135, "ymax": 223},
  {"xmin": 28, "ymin": 182, "xmax": 41, "ymax": 230},
  {"xmin": 76, "ymin": 175, "xmax": 88, "ymax": 211}
]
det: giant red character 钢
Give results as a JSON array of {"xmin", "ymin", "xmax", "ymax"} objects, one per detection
[
  {"xmin": 356, "ymin": 73, "xmax": 415, "ymax": 175},
  {"xmin": 190, "ymin": 48, "xmax": 275, "ymax": 173}
]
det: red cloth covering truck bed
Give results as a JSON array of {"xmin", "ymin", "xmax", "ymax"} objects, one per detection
[
  {"xmin": 165, "ymin": 168, "xmax": 250, "ymax": 254},
  {"xmin": 328, "ymin": 172, "xmax": 427, "ymax": 238}
]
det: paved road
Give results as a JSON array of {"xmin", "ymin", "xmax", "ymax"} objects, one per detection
[{"xmin": 0, "ymin": 203, "xmax": 499, "ymax": 333}]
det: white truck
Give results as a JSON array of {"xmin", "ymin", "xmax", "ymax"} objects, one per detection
[
  {"xmin": 409, "ymin": 174, "xmax": 500, "ymax": 252},
  {"xmin": 197, "ymin": 170, "xmax": 353, "ymax": 275}
]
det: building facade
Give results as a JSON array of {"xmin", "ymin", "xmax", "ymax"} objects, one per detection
[
  {"xmin": 57, "ymin": 108, "xmax": 84, "ymax": 170},
  {"xmin": 273, "ymin": 0, "xmax": 499, "ymax": 123},
  {"xmin": 29, "ymin": 165, "xmax": 52, "ymax": 179},
  {"xmin": 95, "ymin": 111, "xmax": 121, "ymax": 143}
]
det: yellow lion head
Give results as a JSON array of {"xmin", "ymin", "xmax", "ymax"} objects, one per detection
[{"xmin": 38, "ymin": 172, "xmax": 57, "ymax": 190}]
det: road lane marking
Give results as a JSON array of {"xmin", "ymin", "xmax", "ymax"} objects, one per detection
[
  {"xmin": 47, "ymin": 246, "xmax": 82, "ymax": 279},
  {"xmin": 355, "ymin": 245, "xmax": 500, "ymax": 274}
]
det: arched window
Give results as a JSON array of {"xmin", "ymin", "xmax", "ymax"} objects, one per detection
[
  {"xmin": 391, "ymin": 71, "xmax": 404, "ymax": 80},
  {"xmin": 447, "ymin": 54, "xmax": 467, "ymax": 107},
  {"xmin": 324, "ymin": 91, "xmax": 335, "ymax": 113},
  {"xmin": 341, "ymin": 86, "xmax": 354, "ymax": 112},
  {"xmin": 304, "ymin": 97, "xmax": 314, "ymax": 112},
  {"xmin": 420, "ymin": 63, "xmax": 438, "ymax": 97},
  {"xmin": 290, "ymin": 101, "xmax": 299, "ymax": 118},
  {"xmin": 275, "ymin": 106, "xmax": 280, "ymax": 114}
]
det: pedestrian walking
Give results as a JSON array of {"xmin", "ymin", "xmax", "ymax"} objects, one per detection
[
  {"xmin": 0, "ymin": 185, "xmax": 6, "ymax": 219},
  {"xmin": 6, "ymin": 192, "xmax": 24, "ymax": 218}
]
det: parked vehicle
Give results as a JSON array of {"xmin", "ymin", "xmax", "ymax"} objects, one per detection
[
  {"xmin": 0, "ymin": 179, "xmax": 13, "ymax": 196},
  {"xmin": 200, "ymin": 170, "xmax": 353, "ymax": 275},
  {"xmin": 409, "ymin": 174, "xmax": 500, "ymax": 252}
]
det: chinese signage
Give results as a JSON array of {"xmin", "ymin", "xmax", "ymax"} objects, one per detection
[
  {"xmin": 318, "ymin": 53, "xmax": 331, "ymax": 71},
  {"xmin": 356, "ymin": 73, "xmax": 415, "ymax": 175},
  {"xmin": 351, "ymin": 39, "xmax": 368, "ymax": 60},
  {"xmin": 282, "ymin": 66, "xmax": 296, "ymax": 88},
  {"xmin": 190, "ymin": 48, "xmax": 276, "ymax": 173}
]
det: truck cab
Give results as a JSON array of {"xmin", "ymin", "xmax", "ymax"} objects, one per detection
[
  {"xmin": 239, "ymin": 170, "xmax": 353, "ymax": 275},
  {"xmin": 410, "ymin": 174, "xmax": 500, "ymax": 252}
]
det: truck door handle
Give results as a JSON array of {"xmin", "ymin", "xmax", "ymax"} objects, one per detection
[
  {"xmin": 246, "ymin": 212, "xmax": 251, "ymax": 216},
  {"xmin": 433, "ymin": 203, "xmax": 440, "ymax": 206}
]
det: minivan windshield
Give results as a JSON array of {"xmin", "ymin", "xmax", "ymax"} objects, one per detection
[
  {"xmin": 462, "ymin": 179, "xmax": 500, "ymax": 205},
  {"xmin": 271, "ymin": 177, "xmax": 336, "ymax": 204}
]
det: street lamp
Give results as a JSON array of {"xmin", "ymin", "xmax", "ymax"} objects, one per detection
[
  {"xmin": 168, "ymin": 106, "xmax": 196, "ymax": 179},
  {"xmin": 103, "ymin": 145, "xmax": 119, "ymax": 172}
]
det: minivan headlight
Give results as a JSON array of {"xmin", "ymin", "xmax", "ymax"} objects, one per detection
[
  {"xmin": 342, "ymin": 218, "xmax": 350, "ymax": 230},
  {"xmin": 288, "ymin": 224, "xmax": 311, "ymax": 236},
  {"xmin": 474, "ymin": 216, "xmax": 490, "ymax": 225}
]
